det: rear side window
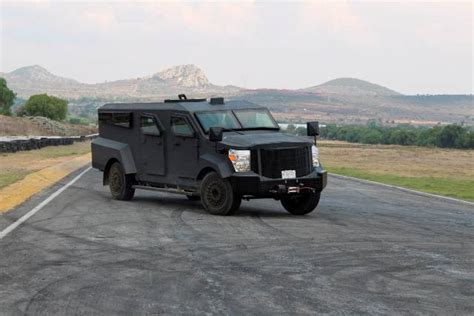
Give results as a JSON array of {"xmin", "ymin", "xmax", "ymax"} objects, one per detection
[
  {"xmin": 171, "ymin": 117, "xmax": 194, "ymax": 137},
  {"xmin": 140, "ymin": 115, "xmax": 160, "ymax": 136},
  {"xmin": 99, "ymin": 112, "xmax": 132, "ymax": 128}
]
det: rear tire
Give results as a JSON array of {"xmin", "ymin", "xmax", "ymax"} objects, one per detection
[
  {"xmin": 200, "ymin": 172, "xmax": 241, "ymax": 215},
  {"xmin": 108, "ymin": 162, "xmax": 135, "ymax": 201},
  {"xmin": 281, "ymin": 192, "xmax": 320, "ymax": 215}
]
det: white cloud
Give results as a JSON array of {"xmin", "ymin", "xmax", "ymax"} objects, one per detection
[{"xmin": 0, "ymin": 0, "xmax": 472, "ymax": 93}]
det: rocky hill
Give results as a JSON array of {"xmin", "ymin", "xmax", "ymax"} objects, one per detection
[
  {"xmin": 0, "ymin": 64, "xmax": 240, "ymax": 99},
  {"xmin": 1, "ymin": 65, "xmax": 472, "ymax": 126},
  {"xmin": 154, "ymin": 64, "xmax": 210, "ymax": 87},
  {"xmin": 303, "ymin": 78, "xmax": 401, "ymax": 96},
  {"xmin": 5, "ymin": 65, "xmax": 79, "ymax": 85}
]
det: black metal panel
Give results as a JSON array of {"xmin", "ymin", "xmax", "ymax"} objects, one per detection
[{"xmin": 251, "ymin": 147, "xmax": 311, "ymax": 178}]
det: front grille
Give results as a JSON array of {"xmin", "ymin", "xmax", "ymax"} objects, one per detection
[{"xmin": 251, "ymin": 147, "xmax": 311, "ymax": 178}]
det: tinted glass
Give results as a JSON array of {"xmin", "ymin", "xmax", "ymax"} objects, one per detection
[
  {"xmin": 234, "ymin": 110, "xmax": 278, "ymax": 129},
  {"xmin": 99, "ymin": 112, "xmax": 132, "ymax": 128},
  {"xmin": 196, "ymin": 111, "xmax": 240, "ymax": 133},
  {"xmin": 140, "ymin": 116, "xmax": 160, "ymax": 135},
  {"xmin": 171, "ymin": 117, "xmax": 194, "ymax": 136}
]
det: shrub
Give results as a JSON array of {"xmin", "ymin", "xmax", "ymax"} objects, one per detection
[
  {"xmin": 0, "ymin": 78, "xmax": 16, "ymax": 116},
  {"xmin": 23, "ymin": 94, "xmax": 68, "ymax": 121},
  {"xmin": 320, "ymin": 123, "xmax": 473, "ymax": 149}
]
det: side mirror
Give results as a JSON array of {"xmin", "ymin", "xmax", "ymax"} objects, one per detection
[
  {"xmin": 307, "ymin": 121, "xmax": 320, "ymax": 136},
  {"xmin": 209, "ymin": 127, "xmax": 224, "ymax": 142}
]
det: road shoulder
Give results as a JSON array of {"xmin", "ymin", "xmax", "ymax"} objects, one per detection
[
  {"xmin": 0, "ymin": 153, "xmax": 91, "ymax": 213},
  {"xmin": 330, "ymin": 173, "xmax": 474, "ymax": 207}
]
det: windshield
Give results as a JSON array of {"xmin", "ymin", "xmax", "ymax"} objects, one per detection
[
  {"xmin": 196, "ymin": 109, "xmax": 280, "ymax": 133},
  {"xmin": 195, "ymin": 111, "xmax": 240, "ymax": 133},
  {"xmin": 234, "ymin": 109, "xmax": 279, "ymax": 129}
]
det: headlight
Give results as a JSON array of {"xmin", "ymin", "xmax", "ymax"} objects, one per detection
[
  {"xmin": 311, "ymin": 145, "xmax": 320, "ymax": 167},
  {"xmin": 228, "ymin": 149, "xmax": 251, "ymax": 172}
]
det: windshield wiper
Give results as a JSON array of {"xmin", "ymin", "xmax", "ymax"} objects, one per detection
[{"xmin": 238, "ymin": 127, "xmax": 280, "ymax": 131}]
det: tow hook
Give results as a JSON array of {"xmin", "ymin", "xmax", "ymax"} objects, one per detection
[{"xmin": 269, "ymin": 184, "xmax": 287, "ymax": 194}]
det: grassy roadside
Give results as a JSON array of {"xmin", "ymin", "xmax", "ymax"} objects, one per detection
[
  {"xmin": 0, "ymin": 141, "xmax": 91, "ymax": 189},
  {"xmin": 319, "ymin": 141, "xmax": 474, "ymax": 202},
  {"xmin": 1, "ymin": 139, "xmax": 472, "ymax": 203}
]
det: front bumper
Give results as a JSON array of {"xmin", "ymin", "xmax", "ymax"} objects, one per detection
[{"xmin": 229, "ymin": 168, "xmax": 327, "ymax": 197}]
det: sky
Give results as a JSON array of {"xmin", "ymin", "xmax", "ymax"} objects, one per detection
[{"xmin": 0, "ymin": 0, "xmax": 472, "ymax": 94}]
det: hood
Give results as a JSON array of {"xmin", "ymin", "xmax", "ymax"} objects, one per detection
[{"xmin": 220, "ymin": 131, "xmax": 312, "ymax": 149}]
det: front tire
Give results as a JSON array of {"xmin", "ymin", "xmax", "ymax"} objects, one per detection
[
  {"xmin": 280, "ymin": 192, "xmax": 321, "ymax": 215},
  {"xmin": 200, "ymin": 172, "xmax": 241, "ymax": 215},
  {"xmin": 108, "ymin": 162, "xmax": 135, "ymax": 201}
]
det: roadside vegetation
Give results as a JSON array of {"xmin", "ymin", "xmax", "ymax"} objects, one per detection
[
  {"xmin": 320, "ymin": 122, "xmax": 474, "ymax": 149},
  {"xmin": 285, "ymin": 121, "xmax": 474, "ymax": 149},
  {"xmin": 319, "ymin": 141, "xmax": 474, "ymax": 201},
  {"xmin": 1, "ymin": 77, "xmax": 97, "ymax": 127},
  {"xmin": 0, "ymin": 141, "xmax": 91, "ymax": 189},
  {"xmin": 0, "ymin": 115, "xmax": 96, "ymax": 136},
  {"xmin": 16, "ymin": 93, "xmax": 68, "ymax": 120},
  {"xmin": 0, "ymin": 78, "xmax": 16, "ymax": 116}
]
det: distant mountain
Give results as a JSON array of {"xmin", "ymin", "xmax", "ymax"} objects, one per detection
[
  {"xmin": 5, "ymin": 65, "xmax": 79, "ymax": 85},
  {"xmin": 0, "ymin": 65, "xmax": 81, "ymax": 97},
  {"xmin": 0, "ymin": 64, "xmax": 240, "ymax": 99},
  {"xmin": 153, "ymin": 64, "xmax": 210, "ymax": 87},
  {"xmin": 1, "ymin": 65, "xmax": 472, "ymax": 126},
  {"xmin": 303, "ymin": 78, "xmax": 401, "ymax": 96}
]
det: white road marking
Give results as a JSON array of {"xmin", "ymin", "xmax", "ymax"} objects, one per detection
[
  {"xmin": 0, "ymin": 167, "xmax": 92, "ymax": 240},
  {"xmin": 331, "ymin": 173, "xmax": 474, "ymax": 207}
]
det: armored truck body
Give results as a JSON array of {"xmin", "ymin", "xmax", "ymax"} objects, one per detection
[{"xmin": 92, "ymin": 96, "xmax": 327, "ymax": 215}]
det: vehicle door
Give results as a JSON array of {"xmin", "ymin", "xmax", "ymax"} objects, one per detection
[
  {"xmin": 138, "ymin": 113, "xmax": 166, "ymax": 178},
  {"xmin": 169, "ymin": 115, "xmax": 199, "ymax": 181}
]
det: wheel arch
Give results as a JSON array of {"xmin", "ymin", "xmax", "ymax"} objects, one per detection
[
  {"xmin": 103, "ymin": 158, "xmax": 120, "ymax": 185},
  {"xmin": 199, "ymin": 154, "xmax": 234, "ymax": 179},
  {"xmin": 197, "ymin": 167, "xmax": 217, "ymax": 181}
]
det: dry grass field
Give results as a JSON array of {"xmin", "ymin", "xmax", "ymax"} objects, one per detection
[
  {"xmin": 319, "ymin": 140, "xmax": 474, "ymax": 201},
  {"xmin": 0, "ymin": 141, "xmax": 91, "ymax": 189}
]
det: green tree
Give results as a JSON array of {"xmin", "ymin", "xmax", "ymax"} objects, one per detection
[
  {"xmin": 437, "ymin": 125, "xmax": 465, "ymax": 148},
  {"xmin": 361, "ymin": 129, "xmax": 382, "ymax": 144},
  {"xmin": 23, "ymin": 94, "xmax": 68, "ymax": 121},
  {"xmin": 295, "ymin": 126, "xmax": 307, "ymax": 136},
  {"xmin": 0, "ymin": 78, "xmax": 16, "ymax": 116},
  {"xmin": 286, "ymin": 124, "xmax": 296, "ymax": 133},
  {"xmin": 416, "ymin": 127, "xmax": 439, "ymax": 147},
  {"xmin": 366, "ymin": 119, "xmax": 378, "ymax": 129},
  {"xmin": 389, "ymin": 129, "xmax": 417, "ymax": 145}
]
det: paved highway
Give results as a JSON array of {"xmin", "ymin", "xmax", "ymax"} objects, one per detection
[{"xmin": 0, "ymin": 167, "xmax": 473, "ymax": 314}]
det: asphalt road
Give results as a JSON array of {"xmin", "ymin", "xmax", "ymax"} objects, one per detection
[{"xmin": 0, "ymin": 167, "xmax": 473, "ymax": 314}]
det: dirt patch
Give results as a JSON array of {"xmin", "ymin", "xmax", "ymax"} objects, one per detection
[{"xmin": 0, "ymin": 115, "xmax": 96, "ymax": 136}]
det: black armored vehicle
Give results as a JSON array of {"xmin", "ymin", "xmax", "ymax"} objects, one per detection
[{"xmin": 91, "ymin": 95, "xmax": 327, "ymax": 215}]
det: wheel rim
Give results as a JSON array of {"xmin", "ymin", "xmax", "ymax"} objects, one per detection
[
  {"xmin": 205, "ymin": 180, "xmax": 226, "ymax": 208},
  {"xmin": 110, "ymin": 169, "xmax": 123, "ymax": 194}
]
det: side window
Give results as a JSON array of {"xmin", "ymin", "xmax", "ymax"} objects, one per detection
[
  {"xmin": 171, "ymin": 117, "xmax": 194, "ymax": 137},
  {"xmin": 140, "ymin": 115, "xmax": 160, "ymax": 136},
  {"xmin": 99, "ymin": 112, "xmax": 132, "ymax": 128}
]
